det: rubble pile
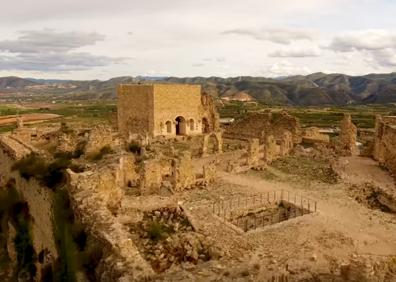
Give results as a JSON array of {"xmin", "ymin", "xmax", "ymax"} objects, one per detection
[{"xmin": 134, "ymin": 207, "xmax": 222, "ymax": 272}]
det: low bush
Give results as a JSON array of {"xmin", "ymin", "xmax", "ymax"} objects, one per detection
[
  {"xmin": 147, "ymin": 221, "xmax": 170, "ymax": 241},
  {"xmin": 128, "ymin": 142, "xmax": 142, "ymax": 155},
  {"xmin": 12, "ymin": 153, "xmax": 72, "ymax": 189},
  {"xmin": 11, "ymin": 154, "xmax": 47, "ymax": 181}
]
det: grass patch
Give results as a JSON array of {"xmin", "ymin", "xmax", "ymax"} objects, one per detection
[{"xmin": 147, "ymin": 221, "xmax": 171, "ymax": 241}]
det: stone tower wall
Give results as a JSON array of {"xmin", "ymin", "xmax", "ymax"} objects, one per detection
[
  {"xmin": 117, "ymin": 84, "xmax": 154, "ymax": 138},
  {"xmin": 152, "ymin": 84, "xmax": 203, "ymax": 136}
]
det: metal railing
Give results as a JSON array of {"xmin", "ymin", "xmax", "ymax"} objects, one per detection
[{"xmin": 212, "ymin": 190, "xmax": 317, "ymax": 231}]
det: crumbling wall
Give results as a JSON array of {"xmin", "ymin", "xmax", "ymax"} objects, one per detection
[
  {"xmin": 84, "ymin": 125, "xmax": 113, "ymax": 156},
  {"xmin": 224, "ymin": 111, "xmax": 302, "ymax": 145},
  {"xmin": 67, "ymin": 169, "xmax": 154, "ymax": 280},
  {"xmin": 302, "ymin": 127, "xmax": 330, "ymax": 144},
  {"xmin": 116, "ymin": 155, "xmax": 139, "ymax": 188},
  {"xmin": 272, "ymin": 111, "xmax": 302, "ymax": 144},
  {"xmin": 339, "ymin": 114, "xmax": 358, "ymax": 156},
  {"xmin": 264, "ymin": 135, "xmax": 280, "ymax": 163},
  {"xmin": 203, "ymin": 160, "xmax": 217, "ymax": 184},
  {"xmin": 373, "ymin": 115, "xmax": 396, "ymax": 176},
  {"xmin": 0, "ymin": 135, "xmax": 58, "ymax": 273},
  {"xmin": 172, "ymin": 152, "xmax": 196, "ymax": 191},
  {"xmin": 140, "ymin": 160, "xmax": 162, "ymax": 196},
  {"xmin": 56, "ymin": 133, "xmax": 79, "ymax": 154},
  {"xmin": 247, "ymin": 138, "xmax": 260, "ymax": 167},
  {"xmin": 200, "ymin": 93, "xmax": 220, "ymax": 132},
  {"xmin": 279, "ymin": 131, "xmax": 294, "ymax": 156},
  {"xmin": 224, "ymin": 112, "xmax": 272, "ymax": 141}
]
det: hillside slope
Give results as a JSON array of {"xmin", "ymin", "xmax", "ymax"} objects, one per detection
[{"xmin": 2, "ymin": 73, "xmax": 396, "ymax": 105}]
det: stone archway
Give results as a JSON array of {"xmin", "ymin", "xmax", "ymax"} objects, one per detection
[
  {"xmin": 201, "ymin": 131, "xmax": 223, "ymax": 156},
  {"xmin": 175, "ymin": 116, "xmax": 186, "ymax": 135}
]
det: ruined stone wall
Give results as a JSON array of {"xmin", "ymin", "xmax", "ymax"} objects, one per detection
[
  {"xmin": 0, "ymin": 138, "xmax": 58, "ymax": 269},
  {"xmin": 374, "ymin": 116, "xmax": 396, "ymax": 176},
  {"xmin": 140, "ymin": 160, "xmax": 162, "ymax": 196},
  {"xmin": 302, "ymin": 127, "xmax": 330, "ymax": 144},
  {"xmin": 247, "ymin": 138, "xmax": 260, "ymax": 167},
  {"xmin": 116, "ymin": 155, "xmax": 139, "ymax": 188},
  {"xmin": 339, "ymin": 114, "xmax": 358, "ymax": 156},
  {"xmin": 200, "ymin": 93, "xmax": 220, "ymax": 133},
  {"xmin": 264, "ymin": 135, "xmax": 280, "ymax": 163},
  {"xmin": 224, "ymin": 111, "xmax": 302, "ymax": 145},
  {"xmin": 271, "ymin": 111, "xmax": 302, "ymax": 144},
  {"xmin": 152, "ymin": 84, "xmax": 203, "ymax": 136},
  {"xmin": 84, "ymin": 125, "xmax": 113, "ymax": 156},
  {"xmin": 117, "ymin": 84, "xmax": 154, "ymax": 138},
  {"xmin": 15, "ymin": 176, "xmax": 58, "ymax": 262},
  {"xmin": 172, "ymin": 152, "xmax": 196, "ymax": 191},
  {"xmin": 67, "ymin": 169, "xmax": 154, "ymax": 280},
  {"xmin": 279, "ymin": 131, "xmax": 294, "ymax": 156}
]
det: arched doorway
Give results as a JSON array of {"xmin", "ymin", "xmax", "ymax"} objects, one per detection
[
  {"xmin": 175, "ymin": 116, "xmax": 186, "ymax": 135},
  {"xmin": 202, "ymin": 118, "xmax": 210, "ymax": 133}
]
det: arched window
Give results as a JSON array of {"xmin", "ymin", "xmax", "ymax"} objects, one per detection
[
  {"xmin": 175, "ymin": 116, "xmax": 186, "ymax": 135},
  {"xmin": 189, "ymin": 119, "xmax": 194, "ymax": 131},
  {"xmin": 166, "ymin": 121, "xmax": 172, "ymax": 133}
]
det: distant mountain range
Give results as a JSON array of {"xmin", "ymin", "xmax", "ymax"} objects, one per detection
[{"xmin": 1, "ymin": 73, "xmax": 396, "ymax": 105}]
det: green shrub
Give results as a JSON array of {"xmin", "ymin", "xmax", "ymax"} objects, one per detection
[
  {"xmin": 147, "ymin": 221, "xmax": 169, "ymax": 241},
  {"xmin": 12, "ymin": 153, "xmax": 71, "ymax": 189},
  {"xmin": 11, "ymin": 154, "xmax": 47, "ymax": 181},
  {"xmin": 128, "ymin": 142, "xmax": 142, "ymax": 155}
]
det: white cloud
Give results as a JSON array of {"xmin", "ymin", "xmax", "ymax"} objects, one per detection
[
  {"xmin": 221, "ymin": 27, "xmax": 316, "ymax": 45},
  {"xmin": 0, "ymin": 30, "xmax": 125, "ymax": 72},
  {"xmin": 328, "ymin": 29, "xmax": 396, "ymax": 68},
  {"xmin": 329, "ymin": 30, "xmax": 396, "ymax": 52},
  {"xmin": 268, "ymin": 47, "xmax": 321, "ymax": 57},
  {"xmin": 0, "ymin": 0, "xmax": 395, "ymax": 78},
  {"xmin": 267, "ymin": 61, "xmax": 312, "ymax": 76}
]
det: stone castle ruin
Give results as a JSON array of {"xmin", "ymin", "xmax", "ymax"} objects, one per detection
[
  {"xmin": 1, "ymin": 83, "xmax": 396, "ymax": 281},
  {"xmin": 117, "ymin": 84, "xmax": 219, "ymax": 139}
]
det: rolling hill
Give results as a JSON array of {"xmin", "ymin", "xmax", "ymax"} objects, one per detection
[
  {"xmin": 0, "ymin": 76, "xmax": 38, "ymax": 89},
  {"xmin": 2, "ymin": 73, "xmax": 396, "ymax": 105}
]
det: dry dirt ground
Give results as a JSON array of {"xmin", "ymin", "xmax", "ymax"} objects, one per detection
[{"xmin": 155, "ymin": 155, "xmax": 396, "ymax": 281}]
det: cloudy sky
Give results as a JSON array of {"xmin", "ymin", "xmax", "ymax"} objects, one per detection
[{"xmin": 0, "ymin": 0, "xmax": 395, "ymax": 79}]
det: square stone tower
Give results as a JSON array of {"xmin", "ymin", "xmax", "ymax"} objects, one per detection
[{"xmin": 118, "ymin": 83, "xmax": 215, "ymax": 138}]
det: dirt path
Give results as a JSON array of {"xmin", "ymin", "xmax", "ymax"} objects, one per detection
[
  {"xmin": 217, "ymin": 162, "xmax": 396, "ymax": 257},
  {"xmin": 339, "ymin": 156, "xmax": 395, "ymax": 189}
]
